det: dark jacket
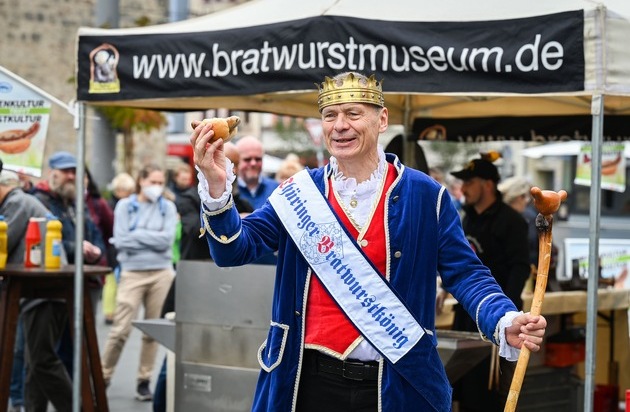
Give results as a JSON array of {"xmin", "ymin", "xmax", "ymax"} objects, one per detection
[
  {"xmin": 454, "ymin": 197, "xmax": 530, "ymax": 331},
  {"xmin": 32, "ymin": 182, "xmax": 105, "ymax": 267},
  {"xmin": 86, "ymin": 194, "xmax": 114, "ymax": 266},
  {"xmin": 175, "ymin": 186, "xmax": 254, "ymax": 261},
  {"xmin": 0, "ymin": 188, "xmax": 50, "ymax": 264}
]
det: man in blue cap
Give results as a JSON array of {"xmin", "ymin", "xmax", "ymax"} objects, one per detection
[
  {"xmin": 48, "ymin": 151, "xmax": 78, "ymax": 170},
  {"xmin": 33, "ymin": 151, "xmax": 104, "ymax": 266},
  {"xmin": 26, "ymin": 151, "xmax": 106, "ymax": 411}
]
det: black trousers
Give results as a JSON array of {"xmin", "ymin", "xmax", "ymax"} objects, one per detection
[
  {"xmin": 453, "ymin": 356, "xmax": 515, "ymax": 412},
  {"xmin": 296, "ymin": 350, "xmax": 378, "ymax": 412},
  {"xmin": 22, "ymin": 302, "xmax": 73, "ymax": 412}
]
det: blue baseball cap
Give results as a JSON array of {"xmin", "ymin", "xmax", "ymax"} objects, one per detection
[{"xmin": 48, "ymin": 151, "xmax": 77, "ymax": 170}]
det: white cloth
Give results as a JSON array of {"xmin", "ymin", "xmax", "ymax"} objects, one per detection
[
  {"xmin": 196, "ymin": 160, "xmax": 235, "ymax": 208},
  {"xmin": 329, "ymin": 146, "xmax": 387, "ymax": 230},
  {"xmin": 498, "ymin": 311, "xmax": 522, "ymax": 361}
]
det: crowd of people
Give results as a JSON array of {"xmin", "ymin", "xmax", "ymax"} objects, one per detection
[
  {"xmin": 1, "ymin": 71, "xmax": 551, "ymax": 412},
  {"xmin": 0, "ymin": 132, "xmax": 304, "ymax": 411}
]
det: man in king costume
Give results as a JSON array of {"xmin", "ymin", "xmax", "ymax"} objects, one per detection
[{"xmin": 189, "ymin": 72, "xmax": 547, "ymax": 412}]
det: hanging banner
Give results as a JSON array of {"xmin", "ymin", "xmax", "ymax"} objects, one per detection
[
  {"xmin": 77, "ymin": 11, "xmax": 584, "ymax": 103},
  {"xmin": 574, "ymin": 142, "xmax": 626, "ymax": 192},
  {"xmin": 0, "ymin": 70, "xmax": 52, "ymax": 177},
  {"xmin": 413, "ymin": 115, "xmax": 630, "ymax": 143}
]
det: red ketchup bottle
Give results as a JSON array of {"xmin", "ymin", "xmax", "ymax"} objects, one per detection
[{"xmin": 24, "ymin": 217, "xmax": 42, "ymax": 268}]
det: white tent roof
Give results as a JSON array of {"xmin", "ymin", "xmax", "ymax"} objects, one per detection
[
  {"xmin": 1, "ymin": 65, "xmax": 71, "ymax": 112},
  {"xmin": 76, "ymin": 0, "xmax": 630, "ymax": 124},
  {"xmin": 78, "ymin": 0, "xmax": 630, "ymax": 34}
]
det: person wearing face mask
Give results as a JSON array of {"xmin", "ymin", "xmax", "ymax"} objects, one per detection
[{"xmin": 100, "ymin": 164, "xmax": 177, "ymax": 402}]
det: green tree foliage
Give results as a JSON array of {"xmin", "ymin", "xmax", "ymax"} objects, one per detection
[{"xmin": 98, "ymin": 107, "xmax": 167, "ymax": 173}]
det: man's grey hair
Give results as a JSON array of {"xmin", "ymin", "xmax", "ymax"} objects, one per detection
[{"xmin": 0, "ymin": 170, "xmax": 20, "ymax": 186}]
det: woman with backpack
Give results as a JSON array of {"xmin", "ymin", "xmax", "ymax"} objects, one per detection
[{"xmin": 100, "ymin": 164, "xmax": 177, "ymax": 402}]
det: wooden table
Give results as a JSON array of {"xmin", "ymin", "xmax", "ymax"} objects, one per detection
[
  {"xmin": 522, "ymin": 288, "xmax": 630, "ymax": 398},
  {"xmin": 0, "ymin": 264, "xmax": 111, "ymax": 412},
  {"xmin": 522, "ymin": 289, "xmax": 630, "ymax": 315}
]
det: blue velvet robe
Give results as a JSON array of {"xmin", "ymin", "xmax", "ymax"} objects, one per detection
[{"xmin": 201, "ymin": 154, "xmax": 517, "ymax": 412}]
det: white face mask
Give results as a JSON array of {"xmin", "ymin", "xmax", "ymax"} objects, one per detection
[{"xmin": 142, "ymin": 185, "xmax": 163, "ymax": 202}]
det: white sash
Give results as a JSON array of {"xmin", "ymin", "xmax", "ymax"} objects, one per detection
[{"xmin": 268, "ymin": 170, "xmax": 424, "ymax": 364}]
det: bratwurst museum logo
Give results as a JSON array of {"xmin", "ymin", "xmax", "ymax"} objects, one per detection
[{"xmin": 88, "ymin": 43, "xmax": 120, "ymax": 94}]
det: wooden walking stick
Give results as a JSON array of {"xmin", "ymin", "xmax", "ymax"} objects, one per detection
[{"xmin": 504, "ymin": 187, "xmax": 567, "ymax": 412}]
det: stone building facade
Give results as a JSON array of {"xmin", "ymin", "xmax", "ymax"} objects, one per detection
[{"xmin": 0, "ymin": 0, "xmax": 244, "ymax": 186}]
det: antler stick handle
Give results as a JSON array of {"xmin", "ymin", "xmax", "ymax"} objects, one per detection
[{"xmin": 504, "ymin": 187, "xmax": 567, "ymax": 412}]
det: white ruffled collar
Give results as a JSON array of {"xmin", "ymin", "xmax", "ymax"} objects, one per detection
[{"xmin": 329, "ymin": 145, "xmax": 386, "ymax": 198}]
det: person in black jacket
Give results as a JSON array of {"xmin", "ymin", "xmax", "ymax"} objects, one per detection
[
  {"xmin": 176, "ymin": 143, "xmax": 253, "ymax": 261},
  {"xmin": 174, "ymin": 186, "xmax": 215, "ymax": 261},
  {"xmin": 443, "ymin": 157, "xmax": 530, "ymax": 412},
  {"xmin": 0, "ymin": 169, "xmax": 53, "ymax": 412},
  {"xmin": 451, "ymin": 159, "xmax": 530, "ymax": 326}
]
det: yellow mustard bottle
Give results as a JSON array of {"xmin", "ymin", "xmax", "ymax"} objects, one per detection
[
  {"xmin": 0, "ymin": 215, "xmax": 7, "ymax": 269},
  {"xmin": 45, "ymin": 214, "xmax": 63, "ymax": 270}
]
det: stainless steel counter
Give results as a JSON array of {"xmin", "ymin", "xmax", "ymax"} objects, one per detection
[
  {"xmin": 174, "ymin": 261, "xmax": 274, "ymax": 411},
  {"xmin": 137, "ymin": 261, "xmax": 494, "ymax": 411},
  {"xmin": 436, "ymin": 329, "xmax": 492, "ymax": 384}
]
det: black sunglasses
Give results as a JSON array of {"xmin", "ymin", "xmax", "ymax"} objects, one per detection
[{"xmin": 242, "ymin": 157, "xmax": 263, "ymax": 163}]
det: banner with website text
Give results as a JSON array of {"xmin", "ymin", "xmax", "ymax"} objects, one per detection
[
  {"xmin": 76, "ymin": 11, "xmax": 584, "ymax": 103},
  {"xmin": 413, "ymin": 115, "xmax": 630, "ymax": 143}
]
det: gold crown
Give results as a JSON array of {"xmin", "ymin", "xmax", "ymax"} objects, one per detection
[{"xmin": 316, "ymin": 73, "xmax": 384, "ymax": 112}]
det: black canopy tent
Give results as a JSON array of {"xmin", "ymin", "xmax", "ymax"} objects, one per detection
[{"xmin": 74, "ymin": 1, "xmax": 630, "ymax": 410}]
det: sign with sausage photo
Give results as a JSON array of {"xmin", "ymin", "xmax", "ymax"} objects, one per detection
[
  {"xmin": 574, "ymin": 142, "xmax": 626, "ymax": 193},
  {"xmin": 0, "ymin": 68, "xmax": 51, "ymax": 177},
  {"xmin": 563, "ymin": 238, "xmax": 630, "ymax": 288}
]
